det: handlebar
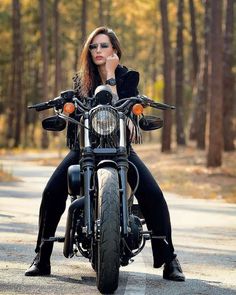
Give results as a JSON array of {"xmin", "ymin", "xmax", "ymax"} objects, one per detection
[
  {"xmin": 115, "ymin": 95, "xmax": 175, "ymax": 113},
  {"xmin": 28, "ymin": 96, "xmax": 65, "ymax": 111},
  {"xmin": 28, "ymin": 89, "xmax": 76, "ymax": 111},
  {"xmin": 28, "ymin": 92, "xmax": 175, "ymax": 113}
]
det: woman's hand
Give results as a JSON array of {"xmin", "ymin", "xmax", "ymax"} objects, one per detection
[{"xmin": 105, "ymin": 53, "xmax": 119, "ymax": 77}]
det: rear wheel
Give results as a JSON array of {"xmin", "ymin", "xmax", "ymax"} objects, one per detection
[{"xmin": 96, "ymin": 167, "xmax": 120, "ymax": 294}]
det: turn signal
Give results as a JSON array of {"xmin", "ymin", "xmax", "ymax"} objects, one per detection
[
  {"xmin": 63, "ymin": 102, "xmax": 75, "ymax": 114},
  {"xmin": 132, "ymin": 104, "xmax": 144, "ymax": 116}
]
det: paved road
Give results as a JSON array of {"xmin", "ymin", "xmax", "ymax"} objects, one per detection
[{"xmin": 0, "ymin": 153, "xmax": 236, "ymax": 295}]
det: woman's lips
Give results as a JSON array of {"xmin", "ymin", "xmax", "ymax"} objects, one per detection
[{"xmin": 95, "ymin": 56, "xmax": 103, "ymax": 60}]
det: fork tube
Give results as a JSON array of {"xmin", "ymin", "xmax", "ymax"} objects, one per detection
[
  {"xmin": 119, "ymin": 166, "xmax": 129, "ymax": 236},
  {"xmin": 84, "ymin": 117, "xmax": 90, "ymax": 147},
  {"xmin": 83, "ymin": 113, "xmax": 93, "ymax": 235},
  {"xmin": 118, "ymin": 113, "xmax": 129, "ymax": 235},
  {"xmin": 84, "ymin": 166, "xmax": 93, "ymax": 236},
  {"xmin": 119, "ymin": 114, "xmax": 126, "ymax": 147}
]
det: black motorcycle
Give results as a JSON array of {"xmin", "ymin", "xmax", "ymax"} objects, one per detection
[{"xmin": 29, "ymin": 87, "xmax": 175, "ymax": 294}]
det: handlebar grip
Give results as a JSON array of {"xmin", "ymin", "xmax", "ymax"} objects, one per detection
[
  {"xmin": 28, "ymin": 102, "xmax": 51, "ymax": 111},
  {"xmin": 139, "ymin": 95, "xmax": 175, "ymax": 110},
  {"xmin": 35, "ymin": 104, "xmax": 55, "ymax": 111},
  {"xmin": 150, "ymin": 101, "xmax": 176, "ymax": 110},
  {"xmin": 28, "ymin": 97, "xmax": 65, "ymax": 112}
]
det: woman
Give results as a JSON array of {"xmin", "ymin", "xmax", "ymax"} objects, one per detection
[{"xmin": 25, "ymin": 27, "xmax": 185, "ymax": 282}]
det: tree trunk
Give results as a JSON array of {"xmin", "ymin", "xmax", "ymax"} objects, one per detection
[
  {"xmin": 196, "ymin": 0, "xmax": 210, "ymax": 149},
  {"xmin": 188, "ymin": 0, "xmax": 200, "ymax": 141},
  {"xmin": 9, "ymin": 0, "xmax": 23, "ymax": 147},
  {"xmin": 207, "ymin": 1, "xmax": 223, "ymax": 167},
  {"xmin": 98, "ymin": 0, "xmax": 104, "ymax": 26},
  {"xmin": 53, "ymin": 0, "xmax": 62, "ymax": 97},
  {"xmin": 81, "ymin": 0, "xmax": 87, "ymax": 44},
  {"xmin": 189, "ymin": 0, "xmax": 199, "ymax": 83},
  {"xmin": 148, "ymin": 7, "xmax": 159, "ymax": 95},
  {"xmin": 39, "ymin": 0, "xmax": 49, "ymax": 148},
  {"xmin": 175, "ymin": 0, "xmax": 186, "ymax": 145},
  {"xmin": 106, "ymin": 0, "xmax": 112, "ymax": 26},
  {"xmin": 30, "ymin": 66, "xmax": 40, "ymax": 147},
  {"xmin": 160, "ymin": 0, "xmax": 173, "ymax": 152},
  {"xmin": 223, "ymin": 0, "xmax": 235, "ymax": 151},
  {"xmin": 73, "ymin": 29, "xmax": 80, "ymax": 73},
  {"xmin": 74, "ymin": 0, "xmax": 87, "ymax": 71}
]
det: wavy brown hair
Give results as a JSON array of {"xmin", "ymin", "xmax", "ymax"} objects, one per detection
[{"xmin": 73, "ymin": 27, "xmax": 122, "ymax": 97}]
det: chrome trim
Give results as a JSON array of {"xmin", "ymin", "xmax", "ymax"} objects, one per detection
[
  {"xmin": 119, "ymin": 117, "xmax": 126, "ymax": 147},
  {"xmin": 84, "ymin": 118, "xmax": 91, "ymax": 147}
]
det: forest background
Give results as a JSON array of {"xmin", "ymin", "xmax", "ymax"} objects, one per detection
[{"xmin": 0, "ymin": 0, "xmax": 235, "ymax": 201}]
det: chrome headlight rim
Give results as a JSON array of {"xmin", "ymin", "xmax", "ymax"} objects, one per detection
[{"xmin": 90, "ymin": 106, "xmax": 119, "ymax": 136}]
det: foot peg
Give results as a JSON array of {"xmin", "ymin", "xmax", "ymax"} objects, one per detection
[
  {"xmin": 152, "ymin": 235, "xmax": 167, "ymax": 240},
  {"xmin": 141, "ymin": 231, "xmax": 167, "ymax": 242},
  {"xmin": 43, "ymin": 236, "xmax": 65, "ymax": 243}
]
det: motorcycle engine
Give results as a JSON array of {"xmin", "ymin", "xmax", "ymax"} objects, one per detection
[
  {"xmin": 126, "ymin": 214, "xmax": 143, "ymax": 251},
  {"xmin": 120, "ymin": 214, "xmax": 143, "ymax": 266}
]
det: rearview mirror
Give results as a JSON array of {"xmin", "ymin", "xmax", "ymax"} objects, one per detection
[
  {"xmin": 42, "ymin": 115, "xmax": 66, "ymax": 131},
  {"xmin": 139, "ymin": 115, "xmax": 163, "ymax": 131}
]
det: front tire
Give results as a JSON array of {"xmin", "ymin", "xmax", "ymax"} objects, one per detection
[{"xmin": 96, "ymin": 167, "xmax": 120, "ymax": 294}]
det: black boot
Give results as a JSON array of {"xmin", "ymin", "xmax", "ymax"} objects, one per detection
[
  {"xmin": 163, "ymin": 257, "xmax": 185, "ymax": 281},
  {"xmin": 25, "ymin": 242, "xmax": 52, "ymax": 276},
  {"xmin": 25, "ymin": 253, "xmax": 51, "ymax": 276}
]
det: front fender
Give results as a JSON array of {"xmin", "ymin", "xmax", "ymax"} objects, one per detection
[{"xmin": 97, "ymin": 160, "xmax": 118, "ymax": 170}]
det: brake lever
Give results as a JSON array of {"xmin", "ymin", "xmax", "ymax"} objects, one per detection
[{"xmin": 139, "ymin": 95, "xmax": 175, "ymax": 110}]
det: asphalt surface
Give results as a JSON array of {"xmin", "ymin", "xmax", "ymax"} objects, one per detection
[{"xmin": 0, "ymin": 152, "xmax": 236, "ymax": 295}]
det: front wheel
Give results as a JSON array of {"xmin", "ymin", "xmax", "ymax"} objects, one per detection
[{"xmin": 96, "ymin": 167, "xmax": 120, "ymax": 294}]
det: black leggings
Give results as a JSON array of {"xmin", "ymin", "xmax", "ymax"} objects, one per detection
[{"xmin": 35, "ymin": 149, "xmax": 175, "ymax": 267}]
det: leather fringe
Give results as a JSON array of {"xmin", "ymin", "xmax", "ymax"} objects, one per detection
[{"xmin": 127, "ymin": 115, "xmax": 142, "ymax": 144}]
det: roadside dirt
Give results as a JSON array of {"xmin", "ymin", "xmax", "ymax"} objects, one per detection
[
  {"xmin": 134, "ymin": 144, "xmax": 236, "ymax": 204},
  {"xmin": 1, "ymin": 144, "xmax": 235, "ymax": 203},
  {"xmin": 0, "ymin": 166, "xmax": 19, "ymax": 182}
]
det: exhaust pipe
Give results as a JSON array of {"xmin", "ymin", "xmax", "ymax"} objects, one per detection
[{"xmin": 63, "ymin": 197, "xmax": 84, "ymax": 258}]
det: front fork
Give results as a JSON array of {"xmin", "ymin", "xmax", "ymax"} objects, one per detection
[
  {"xmin": 118, "ymin": 153, "xmax": 130, "ymax": 236},
  {"xmin": 82, "ymin": 112, "xmax": 130, "ymax": 237},
  {"xmin": 81, "ymin": 149, "xmax": 94, "ymax": 237},
  {"xmin": 83, "ymin": 115, "xmax": 94, "ymax": 237},
  {"xmin": 118, "ymin": 112, "xmax": 130, "ymax": 236},
  {"xmin": 82, "ymin": 151, "xmax": 130, "ymax": 238}
]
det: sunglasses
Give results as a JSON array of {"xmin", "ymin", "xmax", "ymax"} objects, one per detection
[{"xmin": 89, "ymin": 42, "xmax": 111, "ymax": 51}]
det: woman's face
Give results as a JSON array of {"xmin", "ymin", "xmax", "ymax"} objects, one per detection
[{"xmin": 89, "ymin": 34, "xmax": 116, "ymax": 66}]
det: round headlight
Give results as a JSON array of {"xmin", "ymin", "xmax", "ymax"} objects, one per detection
[{"xmin": 91, "ymin": 107, "xmax": 118, "ymax": 136}]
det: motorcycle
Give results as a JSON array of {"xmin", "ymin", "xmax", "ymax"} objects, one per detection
[{"xmin": 29, "ymin": 87, "xmax": 175, "ymax": 294}]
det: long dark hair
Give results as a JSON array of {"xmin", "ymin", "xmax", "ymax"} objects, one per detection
[{"xmin": 73, "ymin": 27, "xmax": 122, "ymax": 97}]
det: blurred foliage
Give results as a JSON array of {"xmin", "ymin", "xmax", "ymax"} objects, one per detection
[
  {"xmin": 0, "ymin": 0, "xmax": 235, "ymax": 148},
  {"xmin": 0, "ymin": 0, "xmax": 206, "ymax": 96}
]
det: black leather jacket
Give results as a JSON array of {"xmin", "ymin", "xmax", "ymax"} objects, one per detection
[
  {"xmin": 107, "ymin": 64, "xmax": 139, "ymax": 99},
  {"xmin": 67, "ymin": 65, "xmax": 140, "ymax": 149},
  {"xmin": 74, "ymin": 64, "xmax": 140, "ymax": 99}
]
